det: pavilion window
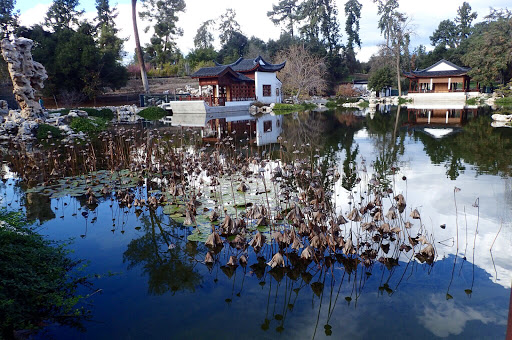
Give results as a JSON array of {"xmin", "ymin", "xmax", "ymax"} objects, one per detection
[{"xmin": 263, "ymin": 85, "xmax": 271, "ymax": 97}]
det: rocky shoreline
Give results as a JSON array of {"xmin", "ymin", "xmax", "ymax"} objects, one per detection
[{"xmin": 0, "ymin": 103, "xmax": 145, "ymax": 142}]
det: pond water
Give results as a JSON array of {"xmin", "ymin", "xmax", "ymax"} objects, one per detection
[{"xmin": 1, "ymin": 105, "xmax": 511, "ymax": 339}]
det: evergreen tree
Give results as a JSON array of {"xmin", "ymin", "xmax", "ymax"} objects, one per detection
[
  {"xmin": 372, "ymin": 0, "xmax": 399, "ymax": 50},
  {"xmin": 21, "ymin": 23, "xmax": 127, "ymax": 101},
  {"xmin": 344, "ymin": 0, "xmax": 362, "ymax": 50},
  {"xmin": 297, "ymin": 0, "xmax": 342, "ymax": 55},
  {"xmin": 267, "ymin": 0, "xmax": 299, "ymax": 37},
  {"xmin": 194, "ymin": 20, "xmax": 215, "ymax": 50},
  {"xmin": 139, "ymin": 0, "xmax": 186, "ymax": 67},
  {"xmin": 455, "ymin": 2, "xmax": 477, "ymax": 44},
  {"xmin": 217, "ymin": 31, "xmax": 248, "ymax": 64},
  {"xmin": 45, "ymin": 0, "xmax": 84, "ymax": 31},
  {"xmin": 96, "ymin": 0, "xmax": 116, "ymax": 27},
  {"xmin": 218, "ymin": 9, "xmax": 241, "ymax": 46},
  {"xmin": 430, "ymin": 19, "xmax": 458, "ymax": 48},
  {"xmin": 95, "ymin": 0, "xmax": 125, "ymax": 59},
  {"xmin": 368, "ymin": 66, "xmax": 393, "ymax": 95},
  {"xmin": 462, "ymin": 12, "xmax": 512, "ymax": 85},
  {"xmin": 373, "ymin": 0, "xmax": 411, "ymax": 95},
  {"xmin": 0, "ymin": 0, "xmax": 18, "ymax": 39}
]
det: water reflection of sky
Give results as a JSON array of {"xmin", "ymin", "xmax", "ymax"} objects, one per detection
[
  {"xmin": 348, "ymin": 127, "xmax": 512, "ymax": 288},
  {"xmin": 2, "ymin": 107, "xmax": 511, "ymax": 339}
]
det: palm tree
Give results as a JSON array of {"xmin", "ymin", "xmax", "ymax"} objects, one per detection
[{"xmin": 131, "ymin": 0, "xmax": 150, "ymax": 94}]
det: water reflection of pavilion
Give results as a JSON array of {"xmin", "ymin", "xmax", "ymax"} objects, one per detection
[
  {"xmin": 403, "ymin": 104, "xmax": 478, "ymax": 136},
  {"xmin": 171, "ymin": 110, "xmax": 283, "ymax": 146}
]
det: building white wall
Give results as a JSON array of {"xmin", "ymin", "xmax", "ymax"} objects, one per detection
[{"xmin": 255, "ymin": 71, "xmax": 282, "ymax": 104}]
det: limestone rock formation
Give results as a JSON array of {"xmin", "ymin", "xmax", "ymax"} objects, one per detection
[{"xmin": 1, "ymin": 37, "xmax": 48, "ymax": 119}]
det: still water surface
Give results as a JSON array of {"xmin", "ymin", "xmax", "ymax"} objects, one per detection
[{"xmin": 1, "ymin": 105, "xmax": 511, "ymax": 339}]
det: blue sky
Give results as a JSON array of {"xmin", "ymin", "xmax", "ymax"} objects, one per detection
[{"xmin": 17, "ymin": 0, "xmax": 511, "ymax": 62}]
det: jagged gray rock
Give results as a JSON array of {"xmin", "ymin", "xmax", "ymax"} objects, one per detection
[{"xmin": 1, "ymin": 37, "xmax": 48, "ymax": 119}]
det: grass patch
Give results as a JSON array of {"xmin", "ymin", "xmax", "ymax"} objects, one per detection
[
  {"xmin": 36, "ymin": 124, "xmax": 63, "ymax": 140},
  {"xmin": 138, "ymin": 106, "xmax": 167, "ymax": 120},
  {"xmin": 496, "ymin": 97, "xmax": 512, "ymax": 106},
  {"xmin": 70, "ymin": 117, "xmax": 108, "ymax": 133}
]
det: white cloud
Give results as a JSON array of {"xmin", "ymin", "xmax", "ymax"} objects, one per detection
[
  {"xmin": 418, "ymin": 294, "xmax": 505, "ymax": 337},
  {"xmin": 18, "ymin": 0, "xmax": 512, "ymax": 63},
  {"xmin": 19, "ymin": 3, "xmax": 51, "ymax": 27}
]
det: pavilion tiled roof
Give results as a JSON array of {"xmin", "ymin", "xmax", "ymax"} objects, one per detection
[
  {"xmin": 190, "ymin": 65, "xmax": 254, "ymax": 82},
  {"xmin": 404, "ymin": 59, "xmax": 471, "ymax": 78},
  {"xmin": 214, "ymin": 56, "xmax": 286, "ymax": 72}
]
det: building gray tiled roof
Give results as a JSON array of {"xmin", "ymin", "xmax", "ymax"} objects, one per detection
[
  {"xmin": 190, "ymin": 65, "xmax": 254, "ymax": 82},
  {"xmin": 404, "ymin": 59, "xmax": 471, "ymax": 78},
  {"xmin": 214, "ymin": 56, "xmax": 286, "ymax": 72}
]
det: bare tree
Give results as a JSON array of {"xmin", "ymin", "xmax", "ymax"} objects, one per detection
[{"xmin": 277, "ymin": 45, "xmax": 326, "ymax": 101}]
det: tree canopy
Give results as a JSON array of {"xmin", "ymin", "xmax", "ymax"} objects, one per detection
[
  {"xmin": 462, "ymin": 13, "xmax": 512, "ymax": 85},
  {"xmin": 45, "ymin": 0, "xmax": 84, "ymax": 31},
  {"xmin": 0, "ymin": 0, "xmax": 18, "ymax": 39}
]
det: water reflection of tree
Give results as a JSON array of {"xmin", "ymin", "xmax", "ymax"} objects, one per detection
[
  {"xmin": 366, "ymin": 106, "xmax": 407, "ymax": 184},
  {"xmin": 123, "ymin": 210, "xmax": 202, "ymax": 295},
  {"xmin": 281, "ymin": 110, "xmax": 363, "ymax": 192},
  {"xmin": 23, "ymin": 192, "xmax": 56, "ymax": 223},
  {"xmin": 415, "ymin": 116, "xmax": 512, "ymax": 179}
]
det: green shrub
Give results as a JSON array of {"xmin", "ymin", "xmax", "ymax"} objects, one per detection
[
  {"xmin": 326, "ymin": 101, "xmax": 338, "ymax": 108},
  {"xmin": 358, "ymin": 101, "xmax": 370, "ymax": 108},
  {"xmin": 397, "ymin": 97, "xmax": 412, "ymax": 105},
  {"xmin": 466, "ymin": 97, "xmax": 484, "ymax": 105},
  {"xmin": 36, "ymin": 124, "xmax": 63, "ymax": 140},
  {"xmin": 70, "ymin": 117, "xmax": 108, "ymax": 133},
  {"xmin": 496, "ymin": 97, "xmax": 512, "ymax": 106},
  {"xmin": 0, "ymin": 209, "xmax": 89, "ymax": 337},
  {"xmin": 138, "ymin": 106, "xmax": 167, "ymax": 120}
]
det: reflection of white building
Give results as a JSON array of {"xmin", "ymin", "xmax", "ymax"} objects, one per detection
[
  {"xmin": 404, "ymin": 104, "xmax": 479, "ymax": 137},
  {"xmin": 254, "ymin": 114, "xmax": 283, "ymax": 146},
  {"xmin": 170, "ymin": 108, "xmax": 282, "ymax": 146}
]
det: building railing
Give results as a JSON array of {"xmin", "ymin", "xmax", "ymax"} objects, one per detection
[
  {"xmin": 140, "ymin": 93, "xmax": 256, "ymax": 107},
  {"xmin": 408, "ymin": 89, "xmax": 481, "ymax": 94}
]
